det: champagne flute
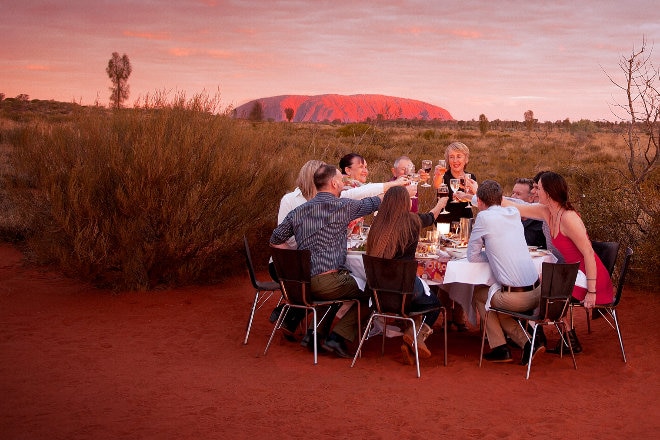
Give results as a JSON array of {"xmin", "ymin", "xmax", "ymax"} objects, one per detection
[
  {"xmin": 410, "ymin": 173, "xmax": 420, "ymax": 199},
  {"xmin": 421, "ymin": 160, "xmax": 432, "ymax": 187},
  {"xmin": 449, "ymin": 178, "xmax": 460, "ymax": 203},
  {"xmin": 438, "ymin": 183, "xmax": 450, "ymax": 214}
]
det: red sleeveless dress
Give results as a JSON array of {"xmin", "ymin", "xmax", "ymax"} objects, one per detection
[{"xmin": 551, "ymin": 230, "xmax": 614, "ymax": 304}]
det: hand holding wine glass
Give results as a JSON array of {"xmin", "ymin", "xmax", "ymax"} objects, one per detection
[
  {"xmin": 438, "ymin": 183, "xmax": 450, "ymax": 214},
  {"xmin": 421, "ymin": 160, "xmax": 432, "ymax": 187},
  {"xmin": 433, "ymin": 160, "xmax": 446, "ymax": 188},
  {"xmin": 449, "ymin": 178, "xmax": 460, "ymax": 203}
]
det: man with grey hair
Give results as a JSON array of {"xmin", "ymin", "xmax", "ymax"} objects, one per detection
[{"xmin": 468, "ymin": 180, "xmax": 545, "ymax": 365}]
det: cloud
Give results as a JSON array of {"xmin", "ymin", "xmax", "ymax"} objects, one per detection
[{"xmin": 123, "ymin": 30, "xmax": 170, "ymax": 41}]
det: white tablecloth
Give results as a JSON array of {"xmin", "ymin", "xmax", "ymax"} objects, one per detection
[{"xmin": 345, "ymin": 252, "xmax": 557, "ymax": 326}]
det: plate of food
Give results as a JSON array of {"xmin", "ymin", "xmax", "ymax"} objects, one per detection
[
  {"xmin": 415, "ymin": 253, "xmax": 439, "ymax": 260},
  {"xmin": 445, "ymin": 247, "xmax": 468, "ymax": 259}
]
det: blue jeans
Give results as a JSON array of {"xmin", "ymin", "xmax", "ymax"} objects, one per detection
[{"xmin": 410, "ymin": 277, "xmax": 441, "ymax": 326}]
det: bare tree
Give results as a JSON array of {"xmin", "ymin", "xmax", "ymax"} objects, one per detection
[
  {"xmin": 607, "ymin": 37, "xmax": 659, "ymax": 189},
  {"xmin": 106, "ymin": 52, "xmax": 132, "ymax": 109}
]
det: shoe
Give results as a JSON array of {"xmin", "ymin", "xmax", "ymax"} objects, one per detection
[
  {"xmin": 301, "ymin": 330, "xmax": 327, "ymax": 353},
  {"xmin": 401, "ymin": 344, "xmax": 415, "ymax": 365},
  {"xmin": 321, "ymin": 334, "xmax": 353, "ymax": 359},
  {"xmin": 526, "ymin": 324, "xmax": 547, "ymax": 347},
  {"xmin": 521, "ymin": 339, "xmax": 546, "ymax": 366},
  {"xmin": 547, "ymin": 329, "xmax": 582, "ymax": 354},
  {"xmin": 455, "ymin": 323, "xmax": 468, "ymax": 332},
  {"xmin": 280, "ymin": 320, "xmax": 298, "ymax": 342},
  {"xmin": 269, "ymin": 304, "xmax": 284, "ymax": 323},
  {"xmin": 483, "ymin": 344, "xmax": 513, "ymax": 363},
  {"xmin": 402, "ymin": 320, "xmax": 433, "ymax": 359}
]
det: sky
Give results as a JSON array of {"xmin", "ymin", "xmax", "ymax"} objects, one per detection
[{"xmin": 2, "ymin": 0, "xmax": 659, "ymax": 122}]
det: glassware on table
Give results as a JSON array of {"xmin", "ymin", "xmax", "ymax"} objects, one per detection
[
  {"xmin": 449, "ymin": 178, "xmax": 460, "ymax": 203},
  {"xmin": 438, "ymin": 183, "xmax": 450, "ymax": 214},
  {"xmin": 360, "ymin": 225, "xmax": 370, "ymax": 239},
  {"xmin": 421, "ymin": 160, "xmax": 433, "ymax": 187},
  {"xmin": 410, "ymin": 174, "xmax": 419, "ymax": 199},
  {"xmin": 450, "ymin": 221, "xmax": 460, "ymax": 237}
]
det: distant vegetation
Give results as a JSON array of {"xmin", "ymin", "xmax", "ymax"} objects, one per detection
[{"xmin": 0, "ymin": 94, "xmax": 657, "ymax": 291}]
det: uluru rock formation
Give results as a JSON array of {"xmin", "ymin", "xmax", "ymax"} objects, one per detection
[{"xmin": 233, "ymin": 94, "xmax": 453, "ymax": 122}]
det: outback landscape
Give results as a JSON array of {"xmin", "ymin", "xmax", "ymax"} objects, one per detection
[{"xmin": 1, "ymin": 85, "xmax": 658, "ymax": 438}]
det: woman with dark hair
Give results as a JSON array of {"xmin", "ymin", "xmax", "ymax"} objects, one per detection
[
  {"xmin": 366, "ymin": 185, "xmax": 448, "ymax": 364},
  {"xmin": 503, "ymin": 171, "xmax": 613, "ymax": 353},
  {"xmin": 339, "ymin": 153, "xmax": 368, "ymax": 188}
]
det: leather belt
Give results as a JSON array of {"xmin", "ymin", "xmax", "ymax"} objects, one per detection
[
  {"xmin": 316, "ymin": 269, "xmax": 339, "ymax": 276},
  {"xmin": 501, "ymin": 278, "xmax": 540, "ymax": 293}
]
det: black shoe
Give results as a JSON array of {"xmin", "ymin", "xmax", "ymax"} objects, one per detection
[
  {"xmin": 321, "ymin": 333, "xmax": 352, "ymax": 359},
  {"xmin": 301, "ymin": 330, "xmax": 327, "ymax": 353},
  {"xmin": 547, "ymin": 329, "xmax": 582, "ymax": 354},
  {"xmin": 269, "ymin": 304, "xmax": 284, "ymax": 323},
  {"xmin": 483, "ymin": 345, "xmax": 513, "ymax": 363},
  {"xmin": 521, "ymin": 339, "xmax": 546, "ymax": 366},
  {"xmin": 280, "ymin": 320, "xmax": 298, "ymax": 342},
  {"xmin": 527, "ymin": 324, "xmax": 547, "ymax": 347}
]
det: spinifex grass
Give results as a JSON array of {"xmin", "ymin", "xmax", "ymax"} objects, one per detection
[{"xmin": 1, "ymin": 98, "xmax": 657, "ymax": 290}]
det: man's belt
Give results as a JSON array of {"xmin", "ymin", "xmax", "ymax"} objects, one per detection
[{"xmin": 501, "ymin": 278, "xmax": 540, "ymax": 293}]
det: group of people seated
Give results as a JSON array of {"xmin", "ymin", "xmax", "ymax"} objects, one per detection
[{"xmin": 268, "ymin": 141, "xmax": 614, "ymax": 368}]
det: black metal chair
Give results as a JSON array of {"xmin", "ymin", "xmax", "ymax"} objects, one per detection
[
  {"xmin": 479, "ymin": 262, "xmax": 580, "ymax": 379},
  {"xmin": 589, "ymin": 247, "xmax": 633, "ymax": 362},
  {"xmin": 570, "ymin": 240, "xmax": 620, "ymax": 333},
  {"xmin": 265, "ymin": 246, "xmax": 361, "ymax": 364},
  {"xmin": 351, "ymin": 254, "xmax": 446, "ymax": 378},
  {"xmin": 242, "ymin": 236, "xmax": 282, "ymax": 345}
]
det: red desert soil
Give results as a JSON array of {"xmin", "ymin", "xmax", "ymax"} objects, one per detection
[{"xmin": 1, "ymin": 243, "xmax": 659, "ymax": 439}]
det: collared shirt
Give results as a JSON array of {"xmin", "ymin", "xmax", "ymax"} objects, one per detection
[
  {"xmin": 467, "ymin": 205, "xmax": 538, "ymax": 287},
  {"xmin": 271, "ymin": 191, "xmax": 381, "ymax": 276},
  {"xmin": 276, "ymin": 183, "xmax": 387, "ymax": 249}
]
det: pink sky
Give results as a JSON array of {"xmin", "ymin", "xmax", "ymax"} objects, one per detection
[{"xmin": 2, "ymin": 0, "xmax": 658, "ymax": 122}]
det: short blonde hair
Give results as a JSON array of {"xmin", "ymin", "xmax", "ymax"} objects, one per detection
[
  {"xmin": 444, "ymin": 141, "xmax": 470, "ymax": 164},
  {"xmin": 296, "ymin": 160, "xmax": 325, "ymax": 200}
]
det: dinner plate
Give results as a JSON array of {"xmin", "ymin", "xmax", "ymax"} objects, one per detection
[
  {"xmin": 529, "ymin": 250, "xmax": 548, "ymax": 257},
  {"xmin": 347, "ymin": 250, "xmax": 366, "ymax": 255},
  {"xmin": 415, "ymin": 254, "xmax": 439, "ymax": 260}
]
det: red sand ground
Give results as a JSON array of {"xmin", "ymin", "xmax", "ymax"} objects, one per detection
[{"xmin": 1, "ymin": 243, "xmax": 659, "ymax": 439}]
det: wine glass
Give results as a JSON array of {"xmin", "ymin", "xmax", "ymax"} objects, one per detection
[
  {"xmin": 463, "ymin": 173, "xmax": 473, "ymax": 209},
  {"xmin": 451, "ymin": 221, "xmax": 460, "ymax": 237},
  {"xmin": 438, "ymin": 183, "xmax": 450, "ymax": 214},
  {"xmin": 421, "ymin": 160, "xmax": 432, "ymax": 187},
  {"xmin": 410, "ymin": 173, "xmax": 420, "ymax": 199},
  {"xmin": 433, "ymin": 160, "xmax": 447, "ymax": 188},
  {"xmin": 449, "ymin": 178, "xmax": 460, "ymax": 203}
]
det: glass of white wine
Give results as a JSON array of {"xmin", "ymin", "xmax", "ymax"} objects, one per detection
[{"xmin": 449, "ymin": 178, "xmax": 460, "ymax": 203}]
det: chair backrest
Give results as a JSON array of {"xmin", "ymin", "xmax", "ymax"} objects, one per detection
[
  {"xmin": 539, "ymin": 262, "xmax": 580, "ymax": 321},
  {"xmin": 612, "ymin": 247, "xmax": 633, "ymax": 307},
  {"xmin": 362, "ymin": 254, "xmax": 418, "ymax": 316},
  {"xmin": 243, "ymin": 236, "xmax": 261, "ymax": 289},
  {"xmin": 270, "ymin": 246, "xmax": 312, "ymax": 306},
  {"xmin": 591, "ymin": 240, "xmax": 620, "ymax": 277}
]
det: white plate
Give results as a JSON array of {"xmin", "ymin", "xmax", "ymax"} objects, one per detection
[
  {"xmin": 347, "ymin": 250, "xmax": 366, "ymax": 255},
  {"xmin": 530, "ymin": 250, "xmax": 548, "ymax": 257},
  {"xmin": 415, "ymin": 254, "xmax": 439, "ymax": 260}
]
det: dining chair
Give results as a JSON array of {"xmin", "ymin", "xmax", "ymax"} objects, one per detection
[
  {"xmin": 265, "ymin": 246, "xmax": 361, "ymax": 365},
  {"xmin": 570, "ymin": 240, "xmax": 620, "ymax": 332},
  {"xmin": 479, "ymin": 262, "xmax": 580, "ymax": 379},
  {"xmin": 351, "ymin": 254, "xmax": 446, "ymax": 378},
  {"xmin": 588, "ymin": 247, "xmax": 633, "ymax": 362},
  {"xmin": 242, "ymin": 236, "xmax": 282, "ymax": 345}
]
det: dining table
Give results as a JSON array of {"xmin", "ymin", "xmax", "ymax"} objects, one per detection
[{"xmin": 344, "ymin": 246, "xmax": 558, "ymax": 326}]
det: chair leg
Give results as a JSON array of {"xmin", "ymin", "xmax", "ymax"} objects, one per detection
[
  {"xmin": 442, "ymin": 307, "xmax": 448, "ymax": 367},
  {"xmin": 611, "ymin": 310, "xmax": 627, "ymax": 362},
  {"xmin": 410, "ymin": 318, "xmax": 421, "ymax": 378},
  {"xmin": 351, "ymin": 314, "xmax": 376, "ymax": 368},
  {"xmin": 558, "ymin": 322, "xmax": 578, "ymax": 370},
  {"xmin": 479, "ymin": 311, "xmax": 489, "ymax": 367},
  {"xmin": 525, "ymin": 326, "xmax": 538, "ymax": 379},
  {"xmin": 244, "ymin": 290, "xmax": 260, "ymax": 345},
  {"xmin": 311, "ymin": 309, "xmax": 318, "ymax": 365},
  {"xmin": 264, "ymin": 304, "xmax": 289, "ymax": 356},
  {"xmin": 585, "ymin": 307, "xmax": 591, "ymax": 334}
]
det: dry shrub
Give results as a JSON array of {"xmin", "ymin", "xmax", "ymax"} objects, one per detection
[{"xmin": 2, "ymin": 112, "xmax": 658, "ymax": 290}]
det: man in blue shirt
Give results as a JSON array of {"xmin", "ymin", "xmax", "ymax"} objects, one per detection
[
  {"xmin": 468, "ymin": 180, "xmax": 545, "ymax": 365},
  {"xmin": 271, "ymin": 164, "xmax": 381, "ymax": 358}
]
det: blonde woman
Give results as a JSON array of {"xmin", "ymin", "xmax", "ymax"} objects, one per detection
[{"xmin": 435, "ymin": 142, "xmax": 478, "ymax": 224}]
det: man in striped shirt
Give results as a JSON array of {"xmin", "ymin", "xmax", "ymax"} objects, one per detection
[{"xmin": 271, "ymin": 164, "xmax": 382, "ymax": 358}]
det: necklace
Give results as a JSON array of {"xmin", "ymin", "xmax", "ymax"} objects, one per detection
[{"xmin": 549, "ymin": 206, "xmax": 563, "ymax": 237}]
